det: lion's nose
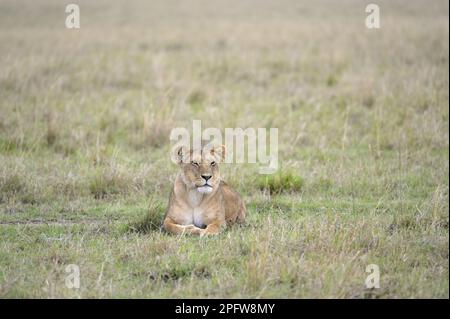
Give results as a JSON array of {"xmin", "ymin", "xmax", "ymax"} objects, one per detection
[{"xmin": 201, "ymin": 175, "xmax": 212, "ymax": 182}]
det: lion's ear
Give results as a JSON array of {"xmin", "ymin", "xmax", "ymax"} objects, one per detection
[
  {"xmin": 171, "ymin": 144, "xmax": 188, "ymax": 164},
  {"xmin": 211, "ymin": 144, "xmax": 226, "ymax": 162}
]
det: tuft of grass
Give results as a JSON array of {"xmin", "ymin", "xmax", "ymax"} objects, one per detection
[
  {"xmin": 88, "ymin": 167, "xmax": 132, "ymax": 199},
  {"xmin": 0, "ymin": 174, "xmax": 25, "ymax": 197},
  {"xmin": 326, "ymin": 74, "xmax": 338, "ymax": 87},
  {"xmin": 257, "ymin": 169, "xmax": 304, "ymax": 194},
  {"xmin": 0, "ymin": 173, "xmax": 38, "ymax": 204},
  {"xmin": 44, "ymin": 112, "xmax": 57, "ymax": 147},
  {"xmin": 126, "ymin": 201, "xmax": 166, "ymax": 234},
  {"xmin": 0, "ymin": 137, "xmax": 20, "ymax": 153},
  {"xmin": 186, "ymin": 89, "xmax": 207, "ymax": 113}
]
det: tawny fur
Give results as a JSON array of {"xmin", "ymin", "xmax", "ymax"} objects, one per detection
[{"xmin": 163, "ymin": 145, "xmax": 246, "ymax": 236}]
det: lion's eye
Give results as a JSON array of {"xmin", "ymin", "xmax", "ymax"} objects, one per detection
[
  {"xmin": 211, "ymin": 161, "xmax": 216, "ymax": 166},
  {"xmin": 191, "ymin": 161, "xmax": 199, "ymax": 167}
]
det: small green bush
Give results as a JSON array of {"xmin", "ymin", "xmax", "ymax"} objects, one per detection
[{"xmin": 257, "ymin": 170, "xmax": 304, "ymax": 194}]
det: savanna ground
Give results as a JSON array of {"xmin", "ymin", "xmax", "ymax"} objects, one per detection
[{"xmin": 0, "ymin": 0, "xmax": 448, "ymax": 298}]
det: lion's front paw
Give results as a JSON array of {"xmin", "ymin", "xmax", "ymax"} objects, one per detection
[
  {"xmin": 199, "ymin": 228, "xmax": 219, "ymax": 237},
  {"xmin": 183, "ymin": 224, "xmax": 203, "ymax": 235}
]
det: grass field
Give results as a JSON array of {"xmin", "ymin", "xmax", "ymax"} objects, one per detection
[{"xmin": 0, "ymin": 0, "xmax": 448, "ymax": 298}]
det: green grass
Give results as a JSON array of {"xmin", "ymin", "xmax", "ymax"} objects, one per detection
[
  {"xmin": 0, "ymin": 0, "xmax": 448, "ymax": 298},
  {"xmin": 257, "ymin": 169, "xmax": 304, "ymax": 194}
]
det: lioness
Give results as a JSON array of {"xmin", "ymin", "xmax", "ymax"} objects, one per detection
[{"xmin": 163, "ymin": 144, "xmax": 246, "ymax": 236}]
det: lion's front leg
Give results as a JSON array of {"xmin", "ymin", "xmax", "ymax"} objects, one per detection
[
  {"xmin": 163, "ymin": 217, "xmax": 203, "ymax": 236},
  {"xmin": 200, "ymin": 220, "xmax": 226, "ymax": 237}
]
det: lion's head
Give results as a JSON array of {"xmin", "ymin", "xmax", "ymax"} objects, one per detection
[{"xmin": 172, "ymin": 144, "xmax": 225, "ymax": 194}]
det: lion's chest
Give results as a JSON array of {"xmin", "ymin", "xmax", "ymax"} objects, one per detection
[
  {"xmin": 193, "ymin": 207, "xmax": 206, "ymax": 228},
  {"xmin": 178, "ymin": 207, "xmax": 205, "ymax": 228},
  {"xmin": 181, "ymin": 190, "xmax": 207, "ymax": 228}
]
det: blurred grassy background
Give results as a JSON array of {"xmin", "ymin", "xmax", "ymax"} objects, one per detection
[{"xmin": 0, "ymin": 0, "xmax": 448, "ymax": 298}]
